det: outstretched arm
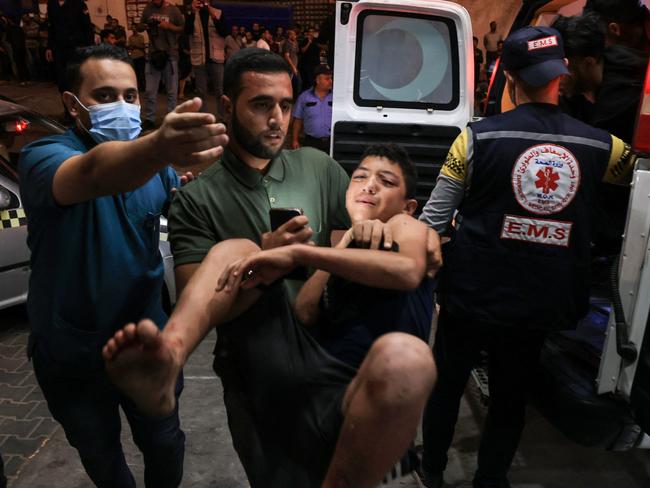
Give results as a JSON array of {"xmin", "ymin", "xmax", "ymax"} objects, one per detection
[{"xmin": 51, "ymin": 98, "xmax": 226, "ymax": 205}]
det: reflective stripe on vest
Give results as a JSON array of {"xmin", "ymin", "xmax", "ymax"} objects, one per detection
[{"xmin": 476, "ymin": 131, "xmax": 611, "ymax": 151}]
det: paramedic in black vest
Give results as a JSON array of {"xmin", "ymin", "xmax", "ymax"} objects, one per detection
[{"xmin": 418, "ymin": 26, "xmax": 636, "ymax": 488}]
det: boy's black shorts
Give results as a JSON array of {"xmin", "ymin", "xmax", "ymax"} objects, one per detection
[{"xmin": 213, "ymin": 282, "xmax": 357, "ymax": 488}]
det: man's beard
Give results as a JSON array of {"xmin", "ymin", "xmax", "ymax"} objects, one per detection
[{"xmin": 231, "ymin": 110, "xmax": 286, "ymax": 160}]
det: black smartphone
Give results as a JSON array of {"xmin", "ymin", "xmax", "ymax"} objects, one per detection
[
  {"xmin": 268, "ymin": 207, "xmax": 307, "ymax": 280},
  {"xmin": 270, "ymin": 207, "xmax": 303, "ymax": 230}
]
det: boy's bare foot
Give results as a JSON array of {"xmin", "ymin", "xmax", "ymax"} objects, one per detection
[{"xmin": 103, "ymin": 319, "xmax": 182, "ymax": 417}]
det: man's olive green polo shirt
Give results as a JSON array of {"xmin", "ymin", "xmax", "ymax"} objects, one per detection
[{"xmin": 169, "ymin": 146, "xmax": 350, "ymax": 272}]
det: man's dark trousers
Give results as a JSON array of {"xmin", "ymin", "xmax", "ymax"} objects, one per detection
[
  {"xmin": 421, "ymin": 308, "xmax": 546, "ymax": 483},
  {"xmin": 32, "ymin": 346, "xmax": 185, "ymax": 488},
  {"xmin": 303, "ymin": 135, "xmax": 330, "ymax": 154}
]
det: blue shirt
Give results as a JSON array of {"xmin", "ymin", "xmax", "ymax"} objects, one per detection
[
  {"xmin": 19, "ymin": 129, "xmax": 179, "ymax": 367},
  {"xmin": 292, "ymin": 88, "xmax": 333, "ymax": 139}
]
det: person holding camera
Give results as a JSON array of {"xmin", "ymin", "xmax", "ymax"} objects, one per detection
[
  {"xmin": 141, "ymin": 0, "xmax": 185, "ymax": 131},
  {"xmin": 185, "ymin": 0, "xmax": 228, "ymax": 118}
]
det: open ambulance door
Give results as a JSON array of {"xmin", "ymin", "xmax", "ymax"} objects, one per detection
[
  {"xmin": 331, "ymin": 0, "xmax": 474, "ymax": 211},
  {"xmin": 596, "ymin": 62, "xmax": 650, "ymax": 447}
]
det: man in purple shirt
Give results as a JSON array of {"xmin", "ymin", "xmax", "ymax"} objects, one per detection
[{"xmin": 291, "ymin": 64, "xmax": 333, "ymax": 153}]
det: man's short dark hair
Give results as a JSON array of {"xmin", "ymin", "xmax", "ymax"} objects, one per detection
[
  {"xmin": 66, "ymin": 44, "xmax": 133, "ymax": 93},
  {"xmin": 553, "ymin": 12, "xmax": 606, "ymax": 59},
  {"xmin": 359, "ymin": 144, "xmax": 418, "ymax": 199},
  {"xmin": 100, "ymin": 29, "xmax": 114, "ymax": 40},
  {"xmin": 584, "ymin": 0, "xmax": 647, "ymax": 24},
  {"xmin": 223, "ymin": 48, "xmax": 291, "ymax": 99}
]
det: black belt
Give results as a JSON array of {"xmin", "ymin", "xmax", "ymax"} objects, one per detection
[{"xmin": 305, "ymin": 135, "xmax": 330, "ymax": 142}]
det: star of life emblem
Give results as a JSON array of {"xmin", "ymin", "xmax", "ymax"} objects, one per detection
[{"xmin": 512, "ymin": 144, "xmax": 581, "ymax": 215}]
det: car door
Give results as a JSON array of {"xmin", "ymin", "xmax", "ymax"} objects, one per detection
[
  {"xmin": 597, "ymin": 59, "xmax": 650, "ymax": 439},
  {"xmin": 0, "ymin": 158, "xmax": 30, "ymax": 309}
]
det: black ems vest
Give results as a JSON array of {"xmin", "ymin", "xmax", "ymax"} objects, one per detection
[{"xmin": 441, "ymin": 103, "xmax": 613, "ymax": 330}]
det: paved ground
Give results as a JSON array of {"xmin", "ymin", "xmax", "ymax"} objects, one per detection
[
  {"xmin": 0, "ymin": 306, "xmax": 248, "ymax": 488},
  {"xmin": 3, "ymin": 301, "xmax": 650, "ymax": 488},
  {"xmin": 0, "ymin": 306, "xmax": 59, "ymax": 486}
]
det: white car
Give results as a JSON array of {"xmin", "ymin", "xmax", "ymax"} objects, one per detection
[{"xmin": 0, "ymin": 99, "xmax": 176, "ymax": 312}]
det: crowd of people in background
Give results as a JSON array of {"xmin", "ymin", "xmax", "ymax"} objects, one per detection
[
  {"xmin": 0, "ymin": 1, "xmax": 332, "ymax": 126},
  {"xmin": 471, "ymin": 20, "xmax": 505, "ymax": 109},
  {"xmin": 0, "ymin": 11, "xmax": 52, "ymax": 85},
  {"xmin": 0, "ymin": 5, "xmax": 512, "ymax": 146}
]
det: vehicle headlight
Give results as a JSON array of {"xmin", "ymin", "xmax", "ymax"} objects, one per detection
[{"xmin": 0, "ymin": 186, "xmax": 11, "ymax": 209}]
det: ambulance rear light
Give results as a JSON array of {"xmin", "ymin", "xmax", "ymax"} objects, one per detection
[
  {"xmin": 483, "ymin": 57, "xmax": 500, "ymax": 114},
  {"xmin": 632, "ymin": 61, "xmax": 650, "ymax": 155}
]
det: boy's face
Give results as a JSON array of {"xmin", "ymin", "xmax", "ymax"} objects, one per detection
[{"xmin": 345, "ymin": 156, "xmax": 416, "ymax": 223}]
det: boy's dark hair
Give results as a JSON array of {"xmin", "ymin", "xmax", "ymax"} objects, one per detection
[
  {"xmin": 473, "ymin": 36, "xmax": 479, "ymax": 42},
  {"xmin": 360, "ymin": 144, "xmax": 418, "ymax": 199},
  {"xmin": 584, "ymin": 0, "xmax": 647, "ymax": 24},
  {"xmin": 553, "ymin": 12, "xmax": 606, "ymax": 59},
  {"xmin": 223, "ymin": 48, "xmax": 292, "ymax": 99},
  {"xmin": 66, "ymin": 44, "xmax": 132, "ymax": 93}
]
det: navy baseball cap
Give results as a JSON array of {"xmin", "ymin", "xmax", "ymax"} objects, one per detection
[{"xmin": 500, "ymin": 26, "xmax": 570, "ymax": 87}]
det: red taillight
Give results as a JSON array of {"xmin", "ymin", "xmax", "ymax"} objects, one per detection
[
  {"xmin": 632, "ymin": 62, "xmax": 650, "ymax": 155},
  {"xmin": 14, "ymin": 119, "xmax": 28, "ymax": 134}
]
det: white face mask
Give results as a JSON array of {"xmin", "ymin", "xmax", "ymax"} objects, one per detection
[{"xmin": 73, "ymin": 95, "xmax": 142, "ymax": 143}]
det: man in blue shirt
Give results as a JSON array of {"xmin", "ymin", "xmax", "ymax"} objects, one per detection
[
  {"xmin": 291, "ymin": 64, "xmax": 333, "ymax": 153},
  {"xmin": 19, "ymin": 44, "xmax": 227, "ymax": 488}
]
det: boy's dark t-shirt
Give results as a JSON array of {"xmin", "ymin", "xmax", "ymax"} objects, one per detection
[{"xmin": 319, "ymin": 243, "xmax": 434, "ymax": 369}]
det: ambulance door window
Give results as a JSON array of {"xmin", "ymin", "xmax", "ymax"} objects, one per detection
[{"xmin": 353, "ymin": 11, "xmax": 460, "ymax": 110}]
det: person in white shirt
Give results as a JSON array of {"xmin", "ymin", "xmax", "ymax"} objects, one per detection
[
  {"xmin": 256, "ymin": 28, "xmax": 273, "ymax": 50},
  {"xmin": 483, "ymin": 21, "xmax": 503, "ymax": 67}
]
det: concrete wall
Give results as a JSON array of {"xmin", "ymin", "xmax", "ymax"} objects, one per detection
[
  {"xmin": 88, "ymin": 0, "xmax": 128, "ymax": 32},
  {"xmin": 452, "ymin": 0, "xmax": 522, "ymax": 46}
]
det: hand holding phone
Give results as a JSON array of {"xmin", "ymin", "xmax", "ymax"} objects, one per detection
[
  {"xmin": 269, "ymin": 207, "xmax": 303, "ymax": 231},
  {"xmin": 262, "ymin": 208, "xmax": 312, "ymax": 250},
  {"xmin": 265, "ymin": 208, "xmax": 311, "ymax": 280}
]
